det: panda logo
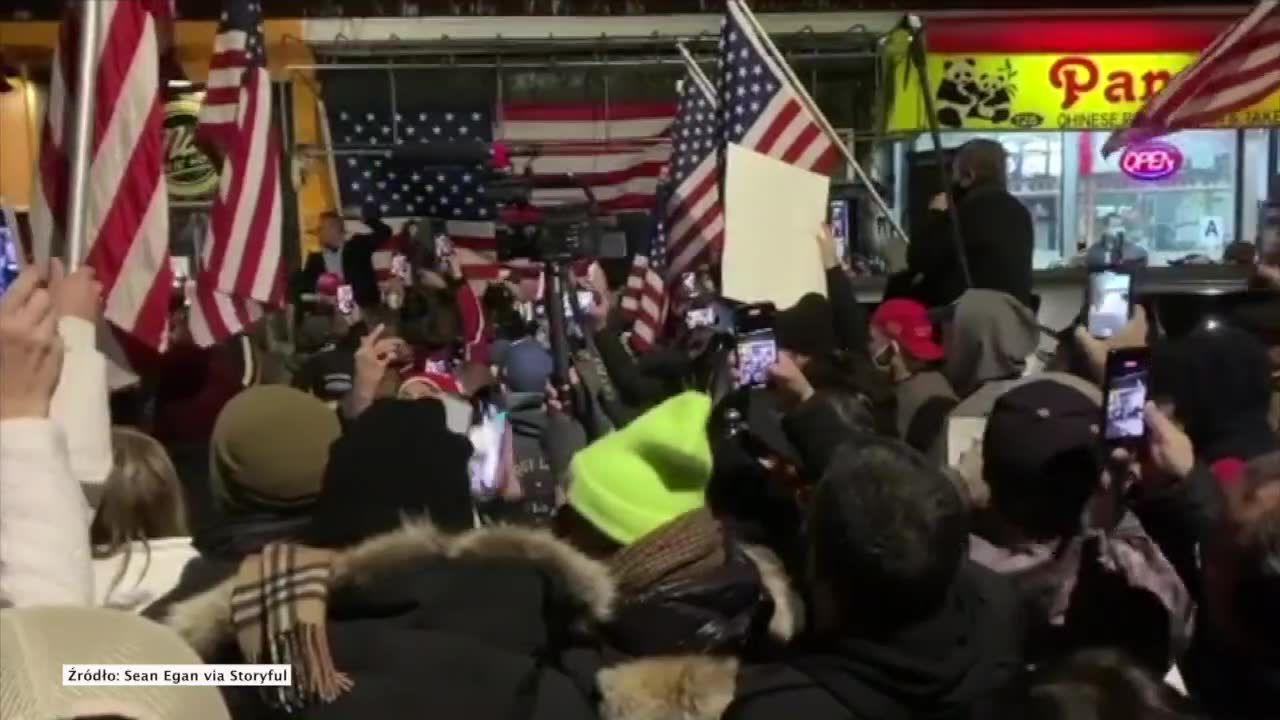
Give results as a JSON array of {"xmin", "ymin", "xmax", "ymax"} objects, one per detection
[
  {"xmin": 935, "ymin": 59, "xmax": 980, "ymax": 128},
  {"xmin": 934, "ymin": 58, "xmax": 1019, "ymax": 127},
  {"xmin": 970, "ymin": 71, "xmax": 1013, "ymax": 123}
]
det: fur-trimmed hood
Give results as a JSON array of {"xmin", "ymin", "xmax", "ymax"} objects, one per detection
[{"xmin": 162, "ymin": 520, "xmax": 800, "ymax": 720}]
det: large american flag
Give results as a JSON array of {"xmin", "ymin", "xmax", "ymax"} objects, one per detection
[
  {"xmin": 188, "ymin": 0, "xmax": 284, "ymax": 347},
  {"xmin": 718, "ymin": 0, "xmax": 839, "ymax": 175},
  {"xmin": 327, "ymin": 101, "xmax": 677, "ymax": 278},
  {"xmin": 30, "ymin": 0, "xmax": 174, "ymax": 351},
  {"xmin": 665, "ymin": 66, "xmax": 723, "ymax": 283},
  {"xmin": 1103, "ymin": 0, "xmax": 1280, "ymax": 156}
]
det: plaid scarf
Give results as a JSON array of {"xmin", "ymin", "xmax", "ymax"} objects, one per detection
[{"xmin": 231, "ymin": 543, "xmax": 353, "ymax": 711}]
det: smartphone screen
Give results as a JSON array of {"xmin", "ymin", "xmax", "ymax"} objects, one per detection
[
  {"xmin": 1103, "ymin": 348, "xmax": 1150, "ymax": 445},
  {"xmin": 735, "ymin": 330, "xmax": 777, "ymax": 389},
  {"xmin": 575, "ymin": 290, "xmax": 594, "ymax": 312},
  {"xmin": 336, "ymin": 284, "xmax": 356, "ymax": 316},
  {"xmin": 1087, "ymin": 269, "xmax": 1134, "ymax": 339},
  {"xmin": 685, "ymin": 306, "xmax": 716, "ymax": 329},
  {"xmin": 828, "ymin": 199, "xmax": 850, "ymax": 263}
]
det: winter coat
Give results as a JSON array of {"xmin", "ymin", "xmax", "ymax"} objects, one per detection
[
  {"xmin": 159, "ymin": 520, "xmax": 801, "ymax": 720},
  {"xmin": 722, "ymin": 561, "xmax": 1025, "ymax": 720},
  {"xmin": 907, "ymin": 184, "xmax": 1035, "ymax": 309}
]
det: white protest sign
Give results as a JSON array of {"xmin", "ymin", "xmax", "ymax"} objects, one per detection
[{"xmin": 722, "ymin": 144, "xmax": 828, "ymax": 309}]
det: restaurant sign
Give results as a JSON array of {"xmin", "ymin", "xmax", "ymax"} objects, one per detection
[
  {"xmin": 889, "ymin": 52, "xmax": 1280, "ymax": 133},
  {"xmin": 163, "ymin": 95, "xmax": 219, "ymax": 200}
]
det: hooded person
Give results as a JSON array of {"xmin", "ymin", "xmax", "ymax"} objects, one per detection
[
  {"xmin": 555, "ymin": 391, "xmax": 804, "ymax": 720},
  {"xmin": 930, "ymin": 289, "xmax": 1042, "ymax": 465},
  {"xmin": 160, "ymin": 398, "xmax": 604, "ymax": 720},
  {"xmin": 970, "ymin": 377, "xmax": 1194, "ymax": 673},
  {"xmin": 144, "ymin": 386, "xmax": 341, "ymax": 620},
  {"xmin": 1150, "ymin": 323, "xmax": 1278, "ymax": 485},
  {"xmin": 722, "ymin": 437, "xmax": 1025, "ymax": 720}
]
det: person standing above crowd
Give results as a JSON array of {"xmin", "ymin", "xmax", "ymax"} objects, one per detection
[
  {"xmin": 296, "ymin": 210, "xmax": 348, "ymax": 300},
  {"xmin": 906, "ymin": 139, "xmax": 1035, "ymax": 309},
  {"xmin": 867, "ymin": 298, "xmax": 955, "ymax": 452}
]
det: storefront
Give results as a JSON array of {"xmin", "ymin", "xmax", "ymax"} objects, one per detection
[{"xmin": 886, "ymin": 13, "xmax": 1280, "ymax": 270}]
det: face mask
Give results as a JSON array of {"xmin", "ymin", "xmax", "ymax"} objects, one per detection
[{"xmin": 872, "ymin": 342, "xmax": 897, "ymax": 372}]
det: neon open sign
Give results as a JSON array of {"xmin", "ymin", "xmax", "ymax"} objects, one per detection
[{"xmin": 1120, "ymin": 141, "xmax": 1184, "ymax": 181}]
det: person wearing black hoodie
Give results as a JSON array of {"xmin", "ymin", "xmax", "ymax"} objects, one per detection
[{"xmin": 719, "ymin": 363, "xmax": 1024, "ymax": 720}]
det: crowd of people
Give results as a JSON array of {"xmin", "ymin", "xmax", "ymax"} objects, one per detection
[{"xmin": 1, "ymin": 150, "xmax": 1280, "ymax": 720}]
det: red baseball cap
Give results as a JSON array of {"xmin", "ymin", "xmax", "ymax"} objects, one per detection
[{"xmin": 871, "ymin": 299, "xmax": 945, "ymax": 362}]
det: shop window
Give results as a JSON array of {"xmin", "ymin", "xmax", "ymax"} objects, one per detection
[{"xmin": 1075, "ymin": 129, "xmax": 1238, "ymax": 267}]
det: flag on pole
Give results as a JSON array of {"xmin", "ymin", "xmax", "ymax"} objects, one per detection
[
  {"xmin": 1102, "ymin": 0, "xmax": 1280, "ymax": 156},
  {"xmin": 717, "ymin": 0, "xmax": 839, "ymax": 175},
  {"xmin": 664, "ymin": 64, "xmax": 724, "ymax": 283},
  {"xmin": 620, "ymin": 181, "xmax": 671, "ymax": 354},
  {"xmin": 30, "ymin": 0, "xmax": 174, "ymax": 351},
  {"xmin": 188, "ymin": 0, "xmax": 284, "ymax": 347}
]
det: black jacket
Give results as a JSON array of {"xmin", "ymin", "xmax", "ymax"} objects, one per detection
[
  {"xmin": 158, "ymin": 523, "xmax": 607, "ymax": 720},
  {"xmin": 723, "ymin": 561, "xmax": 1025, "ymax": 720},
  {"xmin": 907, "ymin": 185, "xmax": 1034, "ymax": 309},
  {"xmin": 342, "ymin": 218, "xmax": 392, "ymax": 309},
  {"xmin": 1131, "ymin": 463, "xmax": 1280, "ymax": 718}
]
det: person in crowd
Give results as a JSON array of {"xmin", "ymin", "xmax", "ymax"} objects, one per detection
[
  {"xmin": 1230, "ymin": 298, "xmax": 1280, "ymax": 432},
  {"xmin": 1149, "ymin": 323, "xmax": 1278, "ymax": 484},
  {"xmin": 972, "ymin": 378, "xmax": 1193, "ymax": 672},
  {"xmin": 722, "ymin": 412, "xmax": 1025, "ymax": 718},
  {"xmin": 867, "ymin": 298, "xmax": 956, "ymax": 452},
  {"xmin": 1129, "ymin": 415, "xmax": 1280, "ymax": 719},
  {"xmin": 1, "ymin": 606, "xmax": 230, "ymax": 720},
  {"xmin": 942, "ymin": 289, "xmax": 1041, "ymax": 401},
  {"xmin": 91, "ymin": 427, "xmax": 197, "ymax": 611},
  {"xmin": 294, "ymin": 210, "xmax": 347, "ymax": 301},
  {"xmin": 1019, "ymin": 649, "xmax": 1205, "ymax": 720},
  {"xmin": 488, "ymin": 335, "xmax": 567, "ymax": 525},
  {"xmin": 0, "ymin": 263, "xmax": 94, "ymax": 608},
  {"xmin": 144, "ymin": 385, "xmax": 341, "ymax": 618},
  {"xmin": 906, "ymin": 138, "xmax": 1035, "ymax": 309},
  {"xmin": 337, "ymin": 206, "xmax": 393, "ymax": 311}
]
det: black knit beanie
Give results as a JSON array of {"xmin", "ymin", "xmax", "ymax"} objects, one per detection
[
  {"xmin": 309, "ymin": 398, "xmax": 475, "ymax": 549},
  {"xmin": 775, "ymin": 293, "xmax": 837, "ymax": 359}
]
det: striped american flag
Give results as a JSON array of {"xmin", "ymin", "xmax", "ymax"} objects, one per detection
[
  {"xmin": 665, "ymin": 65, "xmax": 723, "ymax": 284},
  {"xmin": 718, "ymin": 0, "xmax": 839, "ymax": 175},
  {"xmin": 187, "ymin": 0, "xmax": 284, "ymax": 347},
  {"xmin": 498, "ymin": 102, "xmax": 676, "ymax": 214},
  {"xmin": 620, "ymin": 180, "xmax": 672, "ymax": 354},
  {"xmin": 30, "ymin": 0, "xmax": 174, "ymax": 351},
  {"xmin": 1103, "ymin": 0, "xmax": 1280, "ymax": 156}
]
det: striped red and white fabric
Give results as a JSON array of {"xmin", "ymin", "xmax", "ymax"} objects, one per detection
[
  {"xmin": 665, "ymin": 65, "xmax": 723, "ymax": 284},
  {"xmin": 719, "ymin": 0, "xmax": 840, "ymax": 176},
  {"xmin": 30, "ymin": 0, "xmax": 174, "ymax": 351},
  {"xmin": 499, "ymin": 102, "xmax": 677, "ymax": 214},
  {"xmin": 1103, "ymin": 0, "xmax": 1280, "ymax": 155},
  {"xmin": 188, "ymin": 0, "xmax": 284, "ymax": 348},
  {"xmin": 619, "ymin": 255, "xmax": 667, "ymax": 353},
  {"xmin": 196, "ymin": 0, "xmax": 262, "ymax": 152}
]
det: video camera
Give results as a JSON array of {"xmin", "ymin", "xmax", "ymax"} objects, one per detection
[{"xmin": 490, "ymin": 172, "xmax": 602, "ymax": 263}]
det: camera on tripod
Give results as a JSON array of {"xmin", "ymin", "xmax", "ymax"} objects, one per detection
[{"xmin": 488, "ymin": 171, "xmax": 601, "ymax": 263}]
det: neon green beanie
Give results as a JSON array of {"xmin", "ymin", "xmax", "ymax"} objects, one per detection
[{"xmin": 568, "ymin": 391, "xmax": 714, "ymax": 546}]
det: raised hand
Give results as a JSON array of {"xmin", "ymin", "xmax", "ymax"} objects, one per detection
[{"xmin": 0, "ymin": 265, "xmax": 65, "ymax": 420}]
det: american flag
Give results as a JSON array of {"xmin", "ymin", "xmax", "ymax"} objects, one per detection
[
  {"xmin": 329, "ymin": 107, "xmax": 499, "ymax": 277},
  {"xmin": 30, "ymin": 0, "xmax": 174, "ymax": 350},
  {"xmin": 718, "ymin": 0, "xmax": 839, "ymax": 175},
  {"xmin": 620, "ymin": 181, "xmax": 672, "ymax": 354},
  {"xmin": 1103, "ymin": 0, "xmax": 1280, "ymax": 156},
  {"xmin": 326, "ymin": 101, "xmax": 678, "ymax": 278},
  {"xmin": 499, "ymin": 102, "xmax": 675, "ymax": 214},
  {"xmin": 188, "ymin": 0, "xmax": 284, "ymax": 347},
  {"xmin": 665, "ymin": 67, "xmax": 723, "ymax": 283}
]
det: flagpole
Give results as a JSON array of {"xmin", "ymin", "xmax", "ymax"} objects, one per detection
[
  {"xmin": 675, "ymin": 43, "xmax": 717, "ymax": 106},
  {"xmin": 63, "ymin": 0, "xmax": 101, "ymax": 270},
  {"xmin": 731, "ymin": 0, "xmax": 909, "ymax": 247},
  {"xmin": 732, "ymin": 0, "xmax": 905, "ymax": 243}
]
